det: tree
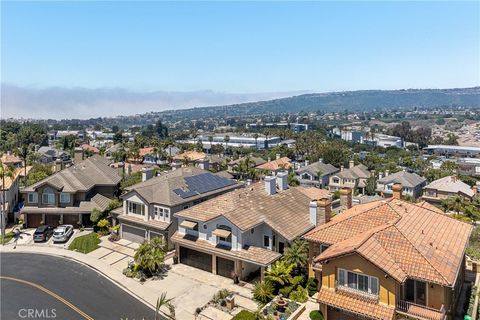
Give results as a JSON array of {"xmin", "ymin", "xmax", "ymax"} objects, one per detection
[
  {"xmin": 283, "ymin": 239, "xmax": 308, "ymax": 272},
  {"xmin": 0, "ymin": 162, "xmax": 15, "ymax": 242},
  {"xmin": 252, "ymin": 281, "xmax": 274, "ymax": 304},
  {"xmin": 208, "ymin": 136, "xmax": 214, "ymax": 154},
  {"xmin": 264, "ymin": 260, "xmax": 293, "ymax": 287},
  {"xmin": 134, "ymin": 237, "xmax": 167, "ymax": 275},
  {"xmin": 253, "ymin": 133, "xmax": 259, "ymax": 150},
  {"xmin": 224, "ymin": 135, "xmax": 230, "ymax": 154},
  {"xmin": 364, "ymin": 174, "xmax": 377, "ymax": 196},
  {"xmin": 15, "ymin": 144, "xmax": 31, "ymax": 186},
  {"xmin": 26, "ymin": 164, "xmax": 52, "ymax": 186},
  {"xmin": 90, "ymin": 208, "xmax": 103, "ymax": 223},
  {"xmin": 154, "ymin": 120, "xmax": 169, "ymax": 139}
]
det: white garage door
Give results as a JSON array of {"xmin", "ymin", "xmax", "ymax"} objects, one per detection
[{"xmin": 122, "ymin": 224, "xmax": 146, "ymax": 243}]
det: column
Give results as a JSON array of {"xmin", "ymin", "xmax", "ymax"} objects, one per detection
[
  {"xmin": 260, "ymin": 266, "xmax": 265, "ymax": 282},
  {"xmin": 212, "ymin": 254, "xmax": 217, "ymax": 275}
]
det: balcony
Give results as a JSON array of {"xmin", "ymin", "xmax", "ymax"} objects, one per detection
[
  {"xmin": 335, "ymin": 284, "xmax": 379, "ymax": 303},
  {"xmin": 396, "ymin": 300, "xmax": 446, "ymax": 320}
]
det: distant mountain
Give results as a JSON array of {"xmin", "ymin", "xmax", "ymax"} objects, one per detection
[{"xmin": 164, "ymin": 87, "xmax": 480, "ymax": 118}]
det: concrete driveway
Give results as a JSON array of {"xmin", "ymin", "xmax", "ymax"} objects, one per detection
[
  {"xmin": 8, "ymin": 228, "xmax": 82, "ymax": 248},
  {"xmin": 87, "ymin": 237, "xmax": 137, "ymax": 272}
]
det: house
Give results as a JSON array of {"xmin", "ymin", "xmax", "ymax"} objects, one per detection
[
  {"xmin": 37, "ymin": 146, "xmax": 71, "ymax": 164},
  {"xmin": 21, "ymin": 155, "xmax": 121, "ymax": 228},
  {"xmin": 0, "ymin": 165, "xmax": 31, "ymax": 223},
  {"xmin": 328, "ymin": 161, "xmax": 371, "ymax": 194},
  {"xmin": 304, "ymin": 184, "xmax": 472, "ymax": 320},
  {"xmin": 227, "ymin": 156, "xmax": 266, "ymax": 178},
  {"xmin": 295, "ymin": 160, "xmax": 339, "ymax": 188},
  {"xmin": 423, "ymin": 176, "xmax": 476, "ymax": 204},
  {"xmin": 105, "ymin": 143, "xmax": 129, "ymax": 160},
  {"xmin": 255, "ymin": 156, "xmax": 292, "ymax": 174},
  {"xmin": 171, "ymin": 173, "xmax": 332, "ymax": 281},
  {"xmin": 128, "ymin": 147, "xmax": 157, "ymax": 164},
  {"xmin": 0, "ymin": 152, "xmax": 23, "ymax": 168},
  {"xmin": 376, "ymin": 170, "xmax": 427, "ymax": 199},
  {"xmin": 80, "ymin": 144, "xmax": 100, "ymax": 155},
  {"xmin": 112, "ymin": 167, "xmax": 242, "ymax": 249}
]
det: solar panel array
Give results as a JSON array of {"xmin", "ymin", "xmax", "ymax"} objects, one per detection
[{"xmin": 173, "ymin": 173, "xmax": 236, "ymax": 199}]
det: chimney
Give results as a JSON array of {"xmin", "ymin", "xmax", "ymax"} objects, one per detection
[
  {"xmin": 74, "ymin": 147, "xmax": 84, "ymax": 164},
  {"xmin": 265, "ymin": 176, "xmax": 276, "ymax": 195},
  {"xmin": 142, "ymin": 167, "xmax": 154, "ymax": 182},
  {"xmin": 392, "ymin": 183, "xmax": 402, "ymax": 200},
  {"xmin": 385, "ymin": 169, "xmax": 390, "ymax": 176},
  {"xmin": 55, "ymin": 159, "xmax": 62, "ymax": 172},
  {"xmin": 309, "ymin": 198, "xmax": 331, "ymax": 226},
  {"xmin": 339, "ymin": 187, "xmax": 352, "ymax": 211},
  {"xmin": 276, "ymin": 171, "xmax": 288, "ymax": 191},
  {"xmin": 6, "ymin": 151, "xmax": 11, "ymax": 155},
  {"xmin": 349, "ymin": 160, "xmax": 355, "ymax": 169},
  {"xmin": 276, "ymin": 153, "xmax": 281, "ymax": 160},
  {"xmin": 304, "ymin": 160, "xmax": 309, "ymax": 167},
  {"xmin": 340, "ymin": 165, "xmax": 344, "ymax": 172},
  {"xmin": 378, "ymin": 172, "xmax": 383, "ymax": 180},
  {"xmin": 116, "ymin": 162, "xmax": 125, "ymax": 176},
  {"xmin": 451, "ymin": 176, "xmax": 457, "ymax": 183},
  {"xmin": 197, "ymin": 158, "xmax": 209, "ymax": 170}
]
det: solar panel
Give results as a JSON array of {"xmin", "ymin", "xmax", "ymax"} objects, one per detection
[{"xmin": 173, "ymin": 173, "xmax": 236, "ymax": 199}]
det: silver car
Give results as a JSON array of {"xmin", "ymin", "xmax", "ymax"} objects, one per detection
[{"xmin": 52, "ymin": 225, "xmax": 74, "ymax": 243}]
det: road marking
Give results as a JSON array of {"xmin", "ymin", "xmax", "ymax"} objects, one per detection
[{"xmin": 0, "ymin": 276, "xmax": 94, "ymax": 320}]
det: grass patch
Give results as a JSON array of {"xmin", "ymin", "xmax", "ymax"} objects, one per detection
[
  {"xmin": 68, "ymin": 233, "xmax": 100, "ymax": 253},
  {"xmin": 1, "ymin": 232, "xmax": 15, "ymax": 245},
  {"xmin": 231, "ymin": 310, "xmax": 257, "ymax": 320}
]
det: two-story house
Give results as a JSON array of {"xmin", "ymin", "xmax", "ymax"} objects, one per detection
[
  {"xmin": 328, "ymin": 161, "xmax": 371, "ymax": 194},
  {"xmin": 255, "ymin": 156, "xmax": 292, "ymax": 175},
  {"xmin": 296, "ymin": 160, "xmax": 339, "ymax": 188},
  {"xmin": 171, "ymin": 173, "xmax": 332, "ymax": 281},
  {"xmin": 112, "ymin": 167, "xmax": 241, "ymax": 249},
  {"xmin": 304, "ymin": 184, "xmax": 472, "ymax": 320},
  {"xmin": 423, "ymin": 175, "xmax": 475, "ymax": 204},
  {"xmin": 21, "ymin": 155, "xmax": 121, "ymax": 228},
  {"xmin": 376, "ymin": 170, "xmax": 427, "ymax": 199},
  {"xmin": 1, "ymin": 164, "xmax": 31, "ymax": 223}
]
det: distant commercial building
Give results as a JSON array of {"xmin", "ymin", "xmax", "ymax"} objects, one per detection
[
  {"xmin": 332, "ymin": 127, "xmax": 366, "ymax": 143},
  {"xmin": 424, "ymin": 145, "xmax": 480, "ymax": 157},
  {"xmin": 246, "ymin": 122, "xmax": 309, "ymax": 133},
  {"xmin": 179, "ymin": 133, "xmax": 282, "ymax": 150},
  {"xmin": 333, "ymin": 128, "xmax": 407, "ymax": 148},
  {"xmin": 457, "ymin": 158, "xmax": 480, "ymax": 177}
]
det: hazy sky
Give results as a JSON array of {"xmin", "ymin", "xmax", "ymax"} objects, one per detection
[{"xmin": 1, "ymin": 1, "xmax": 479, "ymax": 118}]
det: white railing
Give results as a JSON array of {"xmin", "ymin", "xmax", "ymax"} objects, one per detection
[
  {"xmin": 335, "ymin": 284, "xmax": 379, "ymax": 302},
  {"xmin": 396, "ymin": 300, "xmax": 446, "ymax": 320}
]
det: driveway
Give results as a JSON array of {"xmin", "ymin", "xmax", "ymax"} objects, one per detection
[
  {"xmin": 87, "ymin": 237, "xmax": 138, "ymax": 272},
  {"xmin": 8, "ymin": 228, "xmax": 83, "ymax": 248}
]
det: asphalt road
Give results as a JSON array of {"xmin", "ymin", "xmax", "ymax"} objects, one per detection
[{"xmin": 1, "ymin": 253, "xmax": 163, "ymax": 320}]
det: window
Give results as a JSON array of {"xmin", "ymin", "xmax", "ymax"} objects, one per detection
[
  {"xmin": 263, "ymin": 235, "xmax": 270, "ymax": 247},
  {"xmin": 42, "ymin": 189, "xmax": 55, "ymax": 205},
  {"xmin": 128, "ymin": 201, "xmax": 145, "ymax": 216},
  {"xmin": 28, "ymin": 193, "xmax": 38, "ymax": 203},
  {"xmin": 60, "ymin": 193, "xmax": 70, "ymax": 204},
  {"xmin": 203, "ymin": 224, "xmax": 207, "ymax": 229},
  {"xmin": 154, "ymin": 206, "xmax": 164, "ymax": 217},
  {"xmin": 337, "ymin": 268, "xmax": 379, "ymax": 295}
]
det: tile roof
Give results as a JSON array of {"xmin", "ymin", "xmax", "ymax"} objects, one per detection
[
  {"xmin": 171, "ymin": 232, "xmax": 282, "ymax": 266},
  {"xmin": 317, "ymin": 288, "xmax": 395, "ymax": 320},
  {"xmin": 173, "ymin": 151, "xmax": 207, "ymax": 162},
  {"xmin": 118, "ymin": 214, "xmax": 171, "ymax": 230},
  {"xmin": 255, "ymin": 157, "xmax": 292, "ymax": 171},
  {"xmin": 175, "ymin": 182, "xmax": 316, "ymax": 241},
  {"xmin": 23, "ymin": 155, "xmax": 121, "ymax": 193},
  {"xmin": 424, "ymin": 175, "xmax": 474, "ymax": 198},
  {"xmin": 305, "ymin": 198, "xmax": 473, "ymax": 286},
  {"xmin": 0, "ymin": 153, "xmax": 22, "ymax": 165},
  {"xmin": 21, "ymin": 194, "xmax": 112, "ymax": 215},
  {"xmin": 296, "ymin": 162, "xmax": 339, "ymax": 177},
  {"xmin": 1, "ymin": 166, "xmax": 32, "ymax": 190},
  {"xmin": 297, "ymin": 187, "xmax": 332, "ymax": 200},
  {"xmin": 377, "ymin": 171, "xmax": 426, "ymax": 188},
  {"xmin": 81, "ymin": 144, "xmax": 99, "ymax": 154},
  {"xmin": 336, "ymin": 164, "xmax": 371, "ymax": 179},
  {"xmin": 123, "ymin": 167, "xmax": 241, "ymax": 207}
]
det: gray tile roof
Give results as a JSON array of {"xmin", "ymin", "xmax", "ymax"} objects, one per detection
[
  {"xmin": 336, "ymin": 164, "xmax": 371, "ymax": 179},
  {"xmin": 296, "ymin": 161, "xmax": 338, "ymax": 177},
  {"xmin": 123, "ymin": 167, "xmax": 241, "ymax": 207},
  {"xmin": 377, "ymin": 171, "xmax": 426, "ymax": 188},
  {"xmin": 24, "ymin": 155, "xmax": 121, "ymax": 193},
  {"xmin": 424, "ymin": 176, "xmax": 475, "ymax": 197}
]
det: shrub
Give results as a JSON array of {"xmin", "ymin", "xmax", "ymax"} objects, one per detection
[
  {"xmin": 306, "ymin": 277, "xmax": 318, "ymax": 296},
  {"xmin": 289, "ymin": 286, "xmax": 308, "ymax": 303},
  {"xmin": 134, "ymin": 237, "xmax": 167, "ymax": 275},
  {"xmin": 90, "ymin": 208, "xmax": 103, "ymax": 223},
  {"xmin": 253, "ymin": 281, "xmax": 274, "ymax": 304},
  {"xmin": 309, "ymin": 310, "xmax": 324, "ymax": 320}
]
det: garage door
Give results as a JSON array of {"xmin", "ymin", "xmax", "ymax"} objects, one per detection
[
  {"xmin": 179, "ymin": 247, "xmax": 212, "ymax": 273},
  {"xmin": 27, "ymin": 214, "xmax": 42, "ymax": 228},
  {"xmin": 45, "ymin": 214, "xmax": 60, "ymax": 227},
  {"xmin": 216, "ymin": 257, "xmax": 235, "ymax": 278},
  {"xmin": 122, "ymin": 224, "xmax": 146, "ymax": 243},
  {"xmin": 63, "ymin": 215, "xmax": 79, "ymax": 227}
]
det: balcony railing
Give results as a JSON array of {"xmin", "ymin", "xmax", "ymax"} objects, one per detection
[
  {"xmin": 396, "ymin": 300, "xmax": 446, "ymax": 320},
  {"xmin": 335, "ymin": 284, "xmax": 379, "ymax": 303}
]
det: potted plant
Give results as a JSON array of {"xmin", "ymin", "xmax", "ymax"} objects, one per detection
[{"xmin": 173, "ymin": 254, "xmax": 179, "ymax": 264}]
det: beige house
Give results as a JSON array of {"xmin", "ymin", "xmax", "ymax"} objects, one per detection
[
  {"xmin": 21, "ymin": 155, "xmax": 121, "ymax": 228},
  {"xmin": 328, "ymin": 161, "xmax": 371, "ymax": 193},
  {"xmin": 423, "ymin": 175, "xmax": 475, "ymax": 204},
  {"xmin": 304, "ymin": 184, "xmax": 472, "ymax": 320}
]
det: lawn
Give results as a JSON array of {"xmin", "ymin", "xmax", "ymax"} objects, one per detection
[
  {"xmin": 231, "ymin": 310, "xmax": 257, "ymax": 320},
  {"xmin": 68, "ymin": 233, "xmax": 101, "ymax": 253},
  {"xmin": 1, "ymin": 232, "xmax": 15, "ymax": 245}
]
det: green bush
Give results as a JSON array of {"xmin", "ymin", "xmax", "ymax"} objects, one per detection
[
  {"xmin": 289, "ymin": 286, "xmax": 308, "ymax": 303},
  {"xmin": 231, "ymin": 310, "xmax": 257, "ymax": 320},
  {"xmin": 253, "ymin": 281, "xmax": 274, "ymax": 304},
  {"xmin": 306, "ymin": 277, "xmax": 318, "ymax": 296},
  {"xmin": 309, "ymin": 310, "xmax": 324, "ymax": 320}
]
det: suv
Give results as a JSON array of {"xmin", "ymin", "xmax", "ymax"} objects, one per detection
[
  {"xmin": 33, "ymin": 225, "xmax": 54, "ymax": 242},
  {"xmin": 52, "ymin": 225, "xmax": 74, "ymax": 243}
]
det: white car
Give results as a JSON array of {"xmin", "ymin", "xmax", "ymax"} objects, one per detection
[{"xmin": 52, "ymin": 225, "xmax": 74, "ymax": 243}]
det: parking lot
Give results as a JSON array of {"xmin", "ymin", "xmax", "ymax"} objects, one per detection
[{"xmin": 7, "ymin": 227, "xmax": 83, "ymax": 248}]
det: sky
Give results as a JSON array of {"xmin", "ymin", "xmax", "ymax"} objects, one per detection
[{"xmin": 1, "ymin": 1, "xmax": 479, "ymax": 119}]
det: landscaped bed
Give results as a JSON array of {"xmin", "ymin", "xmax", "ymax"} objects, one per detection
[
  {"xmin": 261, "ymin": 295, "xmax": 302, "ymax": 320},
  {"xmin": 68, "ymin": 232, "xmax": 100, "ymax": 253},
  {"xmin": 1, "ymin": 231, "xmax": 15, "ymax": 245}
]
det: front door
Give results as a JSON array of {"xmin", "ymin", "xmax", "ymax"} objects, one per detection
[{"xmin": 279, "ymin": 242, "xmax": 285, "ymax": 254}]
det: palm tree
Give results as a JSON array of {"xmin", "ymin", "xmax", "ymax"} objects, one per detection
[
  {"xmin": 253, "ymin": 133, "xmax": 259, "ymax": 150},
  {"xmin": 224, "ymin": 135, "xmax": 230, "ymax": 155},
  {"xmin": 134, "ymin": 237, "xmax": 167, "ymax": 275},
  {"xmin": 252, "ymin": 280, "xmax": 274, "ymax": 304},
  {"xmin": 283, "ymin": 239, "xmax": 309, "ymax": 272},
  {"xmin": 155, "ymin": 292, "xmax": 173, "ymax": 320},
  {"xmin": 208, "ymin": 136, "xmax": 214, "ymax": 154},
  {"xmin": 264, "ymin": 260, "xmax": 293, "ymax": 287},
  {"xmin": 264, "ymin": 130, "xmax": 270, "ymax": 150},
  {"xmin": 16, "ymin": 144, "xmax": 31, "ymax": 186},
  {"xmin": 0, "ymin": 162, "xmax": 15, "ymax": 244}
]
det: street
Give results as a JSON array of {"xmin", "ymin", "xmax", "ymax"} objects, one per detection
[{"xmin": 1, "ymin": 253, "xmax": 162, "ymax": 320}]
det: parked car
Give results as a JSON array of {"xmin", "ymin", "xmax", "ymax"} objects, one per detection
[
  {"xmin": 33, "ymin": 225, "xmax": 55, "ymax": 242},
  {"xmin": 52, "ymin": 225, "xmax": 74, "ymax": 243}
]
